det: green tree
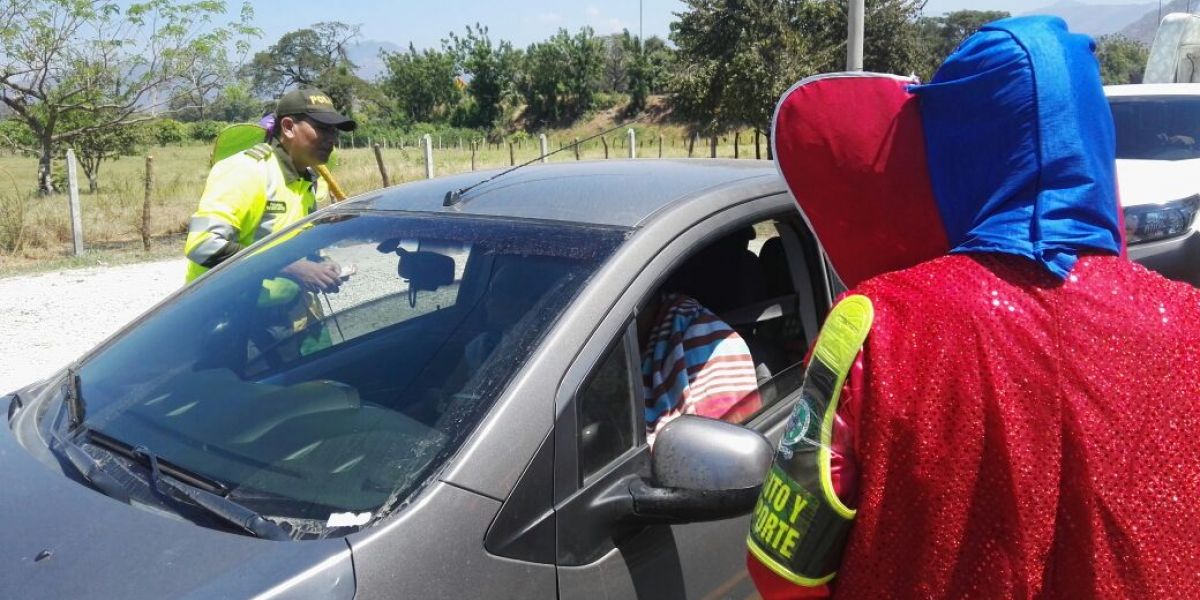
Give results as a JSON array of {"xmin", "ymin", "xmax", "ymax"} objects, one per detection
[
  {"xmin": 381, "ymin": 44, "xmax": 460, "ymax": 123},
  {"xmin": 448, "ymin": 24, "xmax": 519, "ymax": 130},
  {"xmin": 245, "ymin": 21, "xmax": 363, "ymax": 112},
  {"xmin": 60, "ymin": 108, "xmax": 145, "ymax": 192},
  {"xmin": 600, "ymin": 33, "xmax": 632, "ymax": 93},
  {"xmin": 643, "ymin": 36, "xmax": 675, "ymax": 95},
  {"xmin": 147, "ymin": 119, "xmax": 188, "ymax": 145},
  {"xmin": 670, "ymin": 0, "xmax": 924, "ymax": 142},
  {"xmin": 862, "ymin": 0, "xmax": 926, "ymax": 74},
  {"xmin": 209, "ymin": 81, "xmax": 268, "ymax": 122},
  {"xmin": 622, "ymin": 33, "xmax": 675, "ymax": 113},
  {"xmin": 1095, "ymin": 35, "xmax": 1148, "ymax": 85},
  {"xmin": 519, "ymin": 28, "xmax": 605, "ymax": 126},
  {"xmin": 0, "ymin": 0, "xmax": 256, "ymax": 193},
  {"xmin": 171, "ymin": 2, "xmax": 259, "ymax": 121},
  {"xmin": 670, "ymin": 0, "xmax": 827, "ymax": 138},
  {"xmin": 914, "ymin": 10, "xmax": 1010, "ymax": 80}
]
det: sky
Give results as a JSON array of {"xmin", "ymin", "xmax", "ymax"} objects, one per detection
[
  {"xmin": 237, "ymin": 0, "xmax": 1154, "ymax": 52},
  {"xmin": 242, "ymin": 0, "xmax": 689, "ymax": 51}
]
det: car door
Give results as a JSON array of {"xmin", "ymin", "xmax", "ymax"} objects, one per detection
[{"xmin": 553, "ymin": 202, "xmax": 829, "ymax": 600}]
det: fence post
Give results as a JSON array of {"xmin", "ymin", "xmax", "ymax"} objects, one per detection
[
  {"xmin": 734, "ymin": 130, "xmax": 740, "ymax": 159},
  {"xmin": 374, "ymin": 143, "xmax": 390, "ymax": 187},
  {"xmin": 142, "ymin": 155, "xmax": 154, "ymax": 251},
  {"xmin": 539, "ymin": 133, "xmax": 548, "ymax": 163},
  {"xmin": 755, "ymin": 129, "xmax": 762, "ymax": 160},
  {"xmin": 508, "ymin": 141, "xmax": 515, "ymax": 166},
  {"xmin": 423, "ymin": 134, "xmax": 434, "ymax": 179},
  {"xmin": 471, "ymin": 140, "xmax": 477, "ymax": 171},
  {"xmin": 574, "ymin": 137, "xmax": 581, "ymax": 160},
  {"xmin": 601, "ymin": 136, "xmax": 609, "ymax": 159},
  {"xmin": 658, "ymin": 134, "xmax": 664, "ymax": 158},
  {"xmin": 628, "ymin": 129, "xmax": 636, "ymax": 159},
  {"xmin": 65, "ymin": 149, "xmax": 83, "ymax": 256}
]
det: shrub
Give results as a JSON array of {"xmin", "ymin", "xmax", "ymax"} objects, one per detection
[
  {"xmin": 0, "ymin": 189, "xmax": 30, "ymax": 253},
  {"xmin": 147, "ymin": 119, "xmax": 189, "ymax": 146},
  {"xmin": 189, "ymin": 120, "xmax": 228, "ymax": 143}
]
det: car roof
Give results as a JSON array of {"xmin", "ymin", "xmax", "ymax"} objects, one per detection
[
  {"xmin": 339, "ymin": 159, "xmax": 784, "ymax": 227},
  {"xmin": 1104, "ymin": 83, "xmax": 1200, "ymax": 98}
]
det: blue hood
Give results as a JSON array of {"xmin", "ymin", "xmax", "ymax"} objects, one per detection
[{"xmin": 912, "ymin": 15, "xmax": 1123, "ymax": 279}]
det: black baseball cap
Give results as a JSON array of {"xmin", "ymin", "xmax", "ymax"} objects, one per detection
[{"xmin": 275, "ymin": 87, "xmax": 357, "ymax": 132}]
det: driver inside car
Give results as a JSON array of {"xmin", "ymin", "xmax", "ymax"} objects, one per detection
[{"xmin": 428, "ymin": 261, "xmax": 560, "ymax": 427}]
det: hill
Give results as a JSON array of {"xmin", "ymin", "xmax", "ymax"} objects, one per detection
[
  {"xmin": 1119, "ymin": 0, "xmax": 1195, "ymax": 43},
  {"xmin": 347, "ymin": 40, "xmax": 403, "ymax": 82},
  {"xmin": 1022, "ymin": 0, "xmax": 1157, "ymax": 37}
]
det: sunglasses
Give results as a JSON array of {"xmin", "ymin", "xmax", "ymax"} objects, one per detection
[{"xmin": 294, "ymin": 116, "xmax": 340, "ymax": 136}]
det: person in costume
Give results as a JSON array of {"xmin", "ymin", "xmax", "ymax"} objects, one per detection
[{"xmin": 746, "ymin": 16, "xmax": 1200, "ymax": 599}]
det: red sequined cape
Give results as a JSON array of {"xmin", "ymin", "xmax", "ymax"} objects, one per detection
[{"xmin": 753, "ymin": 252, "xmax": 1200, "ymax": 599}]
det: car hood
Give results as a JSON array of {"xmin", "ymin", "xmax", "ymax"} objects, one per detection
[
  {"xmin": 0, "ymin": 394, "xmax": 354, "ymax": 600},
  {"xmin": 1115, "ymin": 158, "xmax": 1200, "ymax": 207}
]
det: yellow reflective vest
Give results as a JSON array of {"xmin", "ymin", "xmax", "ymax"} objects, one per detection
[{"xmin": 184, "ymin": 142, "xmax": 329, "ymax": 282}]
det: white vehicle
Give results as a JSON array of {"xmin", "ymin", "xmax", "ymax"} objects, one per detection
[
  {"xmin": 1106, "ymin": 83, "xmax": 1200, "ymax": 285},
  {"xmin": 1143, "ymin": 13, "xmax": 1200, "ymax": 83}
]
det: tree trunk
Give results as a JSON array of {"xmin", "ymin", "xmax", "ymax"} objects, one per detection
[
  {"xmin": 37, "ymin": 136, "xmax": 54, "ymax": 194},
  {"xmin": 79, "ymin": 157, "xmax": 100, "ymax": 194}
]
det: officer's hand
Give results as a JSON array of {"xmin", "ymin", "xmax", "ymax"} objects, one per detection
[{"xmin": 281, "ymin": 259, "xmax": 342, "ymax": 293}]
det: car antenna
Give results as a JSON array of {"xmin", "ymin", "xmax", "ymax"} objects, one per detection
[{"xmin": 443, "ymin": 115, "xmax": 645, "ymax": 207}]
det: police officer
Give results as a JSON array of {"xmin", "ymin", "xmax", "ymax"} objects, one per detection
[{"xmin": 183, "ymin": 87, "xmax": 356, "ymax": 289}]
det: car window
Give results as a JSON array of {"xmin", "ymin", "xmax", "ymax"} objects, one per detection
[
  {"xmin": 638, "ymin": 216, "xmax": 812, "ymax": 440},
  {"xmin": 73, "ymin": 211, "xmax": 627, "ymax": 537},
  {"xmin": 1110, "ymin": 96, "xmax": 1200, "ymax": 160},
  {"xmin": 323, "ymin": 240, "xmax": 469, "ymax": 341},
  {"xmin": 242, "ymin": 240, "xmax": 472, "ymax": 376},
  {"xmin": 577, "ymin": 334, "xmax": 637, "ymax": 482}
]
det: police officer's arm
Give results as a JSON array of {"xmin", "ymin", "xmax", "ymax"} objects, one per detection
[
  {"xmin": 184, "ymin": 158, "xmax": 264, "ymax": 268},
  {"xmin": 746, "ymin": 295, "xmax": 870, "ymax": 598}
]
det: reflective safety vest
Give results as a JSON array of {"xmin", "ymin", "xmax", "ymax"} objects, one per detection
[
  {"xmin": 184, "ymin": 142, "xmax": 328, "ymax": 283},
  {"xmin": 746, "ymin": 295, "xmax": 873, "ymax": 587}
]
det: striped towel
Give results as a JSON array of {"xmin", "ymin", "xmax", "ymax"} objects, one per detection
[{"xmin": 643, "ymin": 294, "xmax": 762, "ymax": 442}]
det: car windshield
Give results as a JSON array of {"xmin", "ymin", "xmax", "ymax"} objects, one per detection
[
  {"xmin": 1110, "ymin": 96, "xmax": 1200, "ymax": 160},
  {"xmin": 71, "ymin": 210, "xmax": 626, "ymax": 535}
]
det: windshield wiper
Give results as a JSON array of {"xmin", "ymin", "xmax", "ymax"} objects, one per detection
[
  {"xmin": 6, "ymin": 392, "xmax": 21, "ymax": 421},
  {"xmin": 49, "ymin": 431, "xmax": 132, "ymax": 504},
  {"xmin": 63, "ymin": 366, "xmax": 84, "ymax": 430},
  {"xmin": 134, "ymin": 445, "xmax": 290, "ymax": 541}
]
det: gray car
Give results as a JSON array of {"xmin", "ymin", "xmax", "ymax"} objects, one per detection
[{"xmin": 2, "ymin": 160, "xmax": 834, "ymax": 599}]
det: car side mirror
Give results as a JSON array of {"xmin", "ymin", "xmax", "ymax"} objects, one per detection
[{"xmin": 628, "ymin": 415, "xmax": 773, "ymax": 524}]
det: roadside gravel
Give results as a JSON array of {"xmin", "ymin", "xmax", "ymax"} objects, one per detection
[{"xmin": 0, "ymin": 258, "xmax": 185, "ymax": 394}]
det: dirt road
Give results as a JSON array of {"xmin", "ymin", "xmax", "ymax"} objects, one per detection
[{"xmin": 0, "ymin": 259, "xmax": 184, "ymax": 393}]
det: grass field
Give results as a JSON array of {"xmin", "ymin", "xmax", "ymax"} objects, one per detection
[{"xmin": 0, "ymin": 122, "xmax": 772, "ymax": 277}]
